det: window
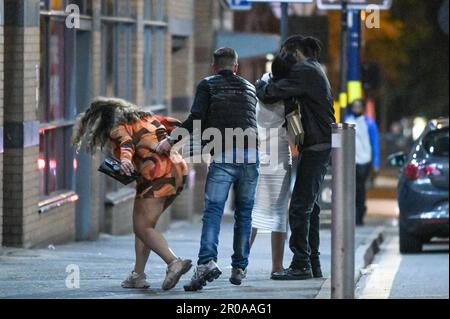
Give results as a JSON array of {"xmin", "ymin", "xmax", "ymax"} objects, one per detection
[
  {"xmin": 101, "ymin": 0, "xmax": 133, "ymax": 100},
  {"xmin": 143, "ymin": 28, "xmax": 153, "ymax": 105},
  {"xmin": 101, "ymin": 0, "xmax": 135, "ymax": 192},
  {"xmin": 100, "ymin": 0, "xmax": 167, "ymax": 193},
  {"xmin": 423, "ymin": 128, "xmax": 449, "ymax": 157},
  {"xmin": 143, "ymin": 0, "xmax": 166, "ymax": 107},
  {"xmin": 39, "ymin": 5, "xmax": 77, "ymax": 198},
  {"xmin": 69, "ymin": 0, "xmax": 93, "ymax": 15}
]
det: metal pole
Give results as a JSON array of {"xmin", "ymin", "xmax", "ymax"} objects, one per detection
[
  {"xmin": 331, "ymin": 123, "xmax": 356, "ymax": 299},
  {"xmin": 347, "ymin": 9, "xmax": 363, "ymax": 113},
  {"xmin": 339, "ymin": 0, "xmax": 349, "ymax": 121},
  {"xmin": 280, "ymin": 2, "xmax": 289, "ymax": 44}
]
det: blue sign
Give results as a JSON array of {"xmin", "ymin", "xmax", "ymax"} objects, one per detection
[{"xmin": 226, "ymin": 0, "xmax": 252, "ymax": 11}]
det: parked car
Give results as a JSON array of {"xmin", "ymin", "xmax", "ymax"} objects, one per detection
[{"xmin": 389, "ymin": 118, "xmax": 449, "ymax": 253}]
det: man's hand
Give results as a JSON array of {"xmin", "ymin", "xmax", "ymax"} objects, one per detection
[
  {"xmin": 155, "ymin": 137, "xmax": 173, "ymax": 155},
  {"xmin": 120, "ymin": 159, "xmax": 135, "ymax": 176}
]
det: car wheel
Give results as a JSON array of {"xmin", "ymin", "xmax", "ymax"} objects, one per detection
[{"xmin": 399, "ymin": 223, "xmax": 422, "ymax": 254}]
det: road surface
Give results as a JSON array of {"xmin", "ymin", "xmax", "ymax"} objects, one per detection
[{"xmin": 357, "ymin": 225, "xmax": 449, "ymax": 299}]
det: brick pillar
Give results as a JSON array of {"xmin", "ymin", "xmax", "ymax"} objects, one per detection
[
  {"xmin": 88, "ymin": 0, "xmax": 103, "ymax": 239},
  {"xmin": 0, "ymin": 0, "xmax": 4, "ymax": 247},
  {"xmin": 194, "ymin": 0, "xmax": 214, "ymax": 82},
  {"xmin": 168, "ymin": 0, "xmax": 197, "ymax": 221},
  {"xmin": 2, "ymin": 0, "xmax": 40, "ymax": 247},
  {"xmin": 131, "ymin": 0, "xmax": 144, "ymax": 106}
]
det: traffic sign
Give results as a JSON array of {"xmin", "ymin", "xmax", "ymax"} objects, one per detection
[
  {"xmin": 226, "ymin": 0, "xmax": 252, "ymax": 11},
  {"xmin": 317, "ymin": 0, "xmax": 392, "ymax": 10}
]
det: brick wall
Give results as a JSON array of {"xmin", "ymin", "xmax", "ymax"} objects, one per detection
[
  {"xmin": 194, "ymin": 0, "xmax": 233, "ymax": 82},
  {"xmin": 2, "ymin": 0, "xmax": 75, "ymax": 248},
  {"xmin": 3, "ymin": 0, "xmax": 40, "ymax": 247},
  {"xmin": 104, "ymin": 192, "xmax": 134, "ymax": 235},
  {"xmin": 170, "ymin": 0, "xmax": 195, "ymax": 112},
  {"xmin": 0, "ymin": 0, "xmax": 233, "ymax": 247},
  {"xmin": 194, "ymin": 0, "xmax": 216, "ymax": 82}
]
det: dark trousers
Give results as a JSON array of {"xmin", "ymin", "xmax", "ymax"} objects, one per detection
[
  {"xmin": 289, "ymin": 149, "xmax": 331, "ymax": 266},
  {"xmin": 356, "ymin": 163, "xmax": 372, "ymax": 225}
]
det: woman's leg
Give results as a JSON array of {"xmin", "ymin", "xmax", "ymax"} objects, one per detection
[
  {"xmin": 250, "ymin": 228, "xmax": 258, "ymax": 247},
  {"xmin": 134, "ymin": 236, "xmax": 151, "ymax": 274},
  {"xmin": 271, "ymin": 232, "xmax": 286, "ymax": 273},
  {"xmin": 133, "ymin": 197, "xmax": 178, "ymax": 265}
]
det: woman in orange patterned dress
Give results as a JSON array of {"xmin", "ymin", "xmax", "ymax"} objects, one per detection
[{"xmin": 72, "ymin": 97, "xmax": 192, "ymax": 291}]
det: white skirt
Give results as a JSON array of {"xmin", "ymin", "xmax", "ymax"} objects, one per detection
[
  {"xmin": 252, "ymin": 167, "xmax": 291, "ymax": 233},
  {"xmin": 252, "ymin": 131, "xmax": 291, "ymax": 233}
]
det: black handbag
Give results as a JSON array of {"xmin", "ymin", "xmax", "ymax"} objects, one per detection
[{"xmin": 98, "ymin": 156, "xmax": 139, "ymax": 185}]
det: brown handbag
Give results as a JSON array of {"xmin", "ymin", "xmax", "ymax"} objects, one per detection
[{"xmin": 286, "ymin": 101, "xmax": 305, "ymax": 148}]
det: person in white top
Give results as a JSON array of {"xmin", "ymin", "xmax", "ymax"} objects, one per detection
[
  {"xmin": 345, "ymin": 99, "xmax": 380, "ymax": 226},
  {"xmin": 251, "ymin": 54, "xmax": 297, "ymax": 278}
]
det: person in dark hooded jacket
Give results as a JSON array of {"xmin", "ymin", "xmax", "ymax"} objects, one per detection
[{"xmin": 256, "ymin": 35, "xmax": 335, "ymax": 280}]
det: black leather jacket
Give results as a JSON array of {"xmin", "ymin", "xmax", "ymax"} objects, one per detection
[
  {"xmin": 256, "ymin": 58, "xmax": 335, "ymax": 148},
  {"xmin": 178, "ymin": 70, "xmax": 258, "ymax": 151}
]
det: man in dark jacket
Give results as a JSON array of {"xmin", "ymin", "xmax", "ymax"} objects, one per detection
[
  {"xmin": 157, "ymin": 47, "xmax": 259, "ymax": 291},
  {"xmin": 256, "ymin": 35, "xmax": 335, "ymax": 280}
]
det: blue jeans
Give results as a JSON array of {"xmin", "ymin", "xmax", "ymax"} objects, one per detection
[{"xmin": 198, "ymin": 161, "xmax": 259, "ymax": 270}]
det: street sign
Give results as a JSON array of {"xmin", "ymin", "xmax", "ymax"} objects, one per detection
[
  {"xmin": 317, "ymin": 0, "xmax": 392, "ymax": 10},
  {"xmin": 226, "ymin": 0, "xmax": 252, "ymax": 11}
]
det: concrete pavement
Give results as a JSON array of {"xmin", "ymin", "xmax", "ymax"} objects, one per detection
[{"xmin": 0, "ymin": 218, "xmax": 385, "ymax": 299}]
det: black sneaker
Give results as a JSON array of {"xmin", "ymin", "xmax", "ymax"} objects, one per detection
[
  {"xmin": 183, "ymin": 260, "xmax": 222, "ymax": 292},
  {"xmin": 311, "ymin": 259, "xmax": 323, "ymax": 278},
  {"xmin": 271, "ymin": 269, "xmax": 289, "ymax": 280},
  {"xmin": 271, "ymin": 265, "xmax": 313, "ymax": 280}
]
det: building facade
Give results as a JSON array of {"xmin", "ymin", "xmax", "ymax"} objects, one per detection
[
  {"xmin": 0, "ymin": 0, "xmax": 234, "ymax": 248},
  {"xmin": 0, "ymin": 0, "xmax": 4, "ymax": 247}
]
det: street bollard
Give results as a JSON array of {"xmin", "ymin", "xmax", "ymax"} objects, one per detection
[{"xmin": 331, "ymin": 123, "xmax": 356, "ymax": 299}]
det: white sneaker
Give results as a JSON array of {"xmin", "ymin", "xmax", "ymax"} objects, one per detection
[
  {"xmin": 121, "ymin": 271, "xmax": 150, "ymax": 289},
  {"xmin": 162, "ymin": 258, "xmax": 193, "ymax": 291}
]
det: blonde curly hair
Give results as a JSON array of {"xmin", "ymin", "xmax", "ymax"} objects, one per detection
[{"xmin": 72, "ymin": 97, "xmax": 153, "ymax": 154}]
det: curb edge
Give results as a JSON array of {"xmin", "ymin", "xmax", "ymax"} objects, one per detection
[{"xmin": 314, "ymin": 226, "xmax": 385, "ymax": 299}]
